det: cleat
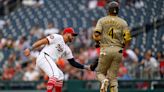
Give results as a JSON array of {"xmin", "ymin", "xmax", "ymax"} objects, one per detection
[{"xmin": 100, "ymin": 79, "xmax": 109, "ymax": 92}]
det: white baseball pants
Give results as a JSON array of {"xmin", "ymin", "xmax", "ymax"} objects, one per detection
[{"xmin": 36, "ymin": 52, "xmax": 64, "ymax": 81}]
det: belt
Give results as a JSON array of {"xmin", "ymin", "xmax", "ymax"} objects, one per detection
[
  {"xmin": 43, "ymin": 52, "xmax": 58, "ymax": 61},
  {"xmin": 44, "ymin": 52, "xmax": 50, "ymax": 56},
  {"xmin": 44, "ymin": 52, "xmax": 59, "ymax": 67},
  {"xmin": 100, "ymin": 45, "xmax": 123, "ymax": 53},
  {"xmin": 100, "ymin": 44, "xmax": 122, "ymax": 48}
]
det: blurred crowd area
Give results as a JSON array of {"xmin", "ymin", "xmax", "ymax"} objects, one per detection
[
  {"xmin": 0, "ymin": 0, "xmax": 145, "ymax": 16},
  {"xmin": 0, "ymin": 0, "xmax": 163, "ymax": 90},
  {"xmin": 0, "ymin": 0, "xmax": 45, "ymax": 16}
]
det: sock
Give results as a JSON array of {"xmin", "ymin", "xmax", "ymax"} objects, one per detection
[
  {"xmin": 46, "ymin": 77, "xmax": 57, "ymax": 92},
  {"xmin": 110, "ymin": 86, "xmax": 118, "ymax": 92},
  {"xmin": 54, "ymin": 81, "xmax": 63, "ymax": 92},
  {"xmin": 47, "ymin": 83, "xmax": 54, "ymax": 92}
]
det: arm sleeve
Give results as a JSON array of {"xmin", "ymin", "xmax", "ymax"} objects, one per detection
[{"xmin": 67, "ymin": 58, "xmax": 84, "ymax": 69}]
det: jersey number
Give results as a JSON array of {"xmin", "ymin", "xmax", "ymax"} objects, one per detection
[
  {"xmin": 108, "ymin": 28, "xmax": 114, "ymax": 38},
  {"xmin": 56, "ymin": 44, "xmax": 63, "ymax": 52}
]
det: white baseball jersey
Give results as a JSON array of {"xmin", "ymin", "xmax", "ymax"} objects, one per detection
[{"xmin": 40, "ymin": 34, "xmax": 73, "ymax": 61}]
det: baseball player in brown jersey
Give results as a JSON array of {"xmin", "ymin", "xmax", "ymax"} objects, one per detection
[{"xmin": 92, "ymin": 1, "xmax": 131, "ymax": 92}]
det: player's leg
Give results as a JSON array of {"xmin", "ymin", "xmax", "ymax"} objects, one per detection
[
  {"xmin": 107, "ymin": 47, "xmax": 122, "ymax": 92},
  {"xmin": 96, "ymin": 47, "xmax": 111, "ymax": 92},
  {"xmin": 55, "ymin": 80, "xmax": 63, "ymax": 92},
  {"xmin": 36, "ymin": 53, "xmax": 62, "ymax": 92},
  {"xmin": 100, "ymin": 79, "xmax": 109, "ymax": 92},
  {"xmin": 47, "ymin": 77, "xmax": 57, "ymax": 92},
  {"xmin": 54, "ymin": 69, "xmax": 64, "ymax": 92},
  {"xmin": 96, "ymin": 47, "xmax": 111, "ymax": 81},
  {"xmin": 97, "ymin": 59, "xmax": 109, "ymax": 92}
]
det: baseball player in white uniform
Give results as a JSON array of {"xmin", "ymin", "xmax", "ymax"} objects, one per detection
[{"xmin": 24, "ymin": 27, "xmax": 90, "ymax": 92}]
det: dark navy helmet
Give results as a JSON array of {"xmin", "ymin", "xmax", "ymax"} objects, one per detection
[{"xmin": 105, "ymin": 1, "xmax": 119, "ymax": 15}]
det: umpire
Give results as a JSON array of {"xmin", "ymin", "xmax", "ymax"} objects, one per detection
[{"xmin": 92, "ymin": 1, "xmax": 131, "ymax": 92}]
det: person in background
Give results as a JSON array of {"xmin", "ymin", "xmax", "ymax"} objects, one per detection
[{"xmin": 44, "ymin": 22, "xmax": 59, "ymax": 36}]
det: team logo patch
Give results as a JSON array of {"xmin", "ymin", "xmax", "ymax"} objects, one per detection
[{"xmin": 50, "ymin": 35, "xmax": 54, "ymax": 39}]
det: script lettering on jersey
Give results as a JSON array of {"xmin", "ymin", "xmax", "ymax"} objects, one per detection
[
  {"xmin": 56, "ymin": 44, "xmax": 63, "ymax": 52},
  {"xmin": 103, "ymin": 20, "xmax": 122, "ymax": 29}
]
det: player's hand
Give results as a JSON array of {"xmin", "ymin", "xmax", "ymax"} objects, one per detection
[
  {"xmin": 24, "ymin": 48, "xmax": 31, "ymax": 56},
  {"xmin": 90, "ymin": 64, "xmax": 96, "ymax": 71},
  {"xmin": 95, "ymin": 41, "xmax": 100, "ymax": 48},
  {"xmin": 84, "ymin": 65, "xmax": 91, "ymax": 71}
]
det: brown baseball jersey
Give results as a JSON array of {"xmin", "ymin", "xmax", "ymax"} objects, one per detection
[{"xmin": 94, "ymin": 15, "xmax": 131, "ymax": 47}]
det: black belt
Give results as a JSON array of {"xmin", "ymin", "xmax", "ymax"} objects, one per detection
[
  {"xmin": 44, "ymin": 52, "xmax": 50, "ymax": 56},
  {"xmin": 44, "ymin": 52, "xmax": 57, "ymax": 61}
]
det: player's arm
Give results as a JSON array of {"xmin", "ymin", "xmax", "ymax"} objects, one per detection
[
  {"xmin": 65, "ymin": 47, "xmax": 90, "ymax": 70},
  {"xmin": 24, "ymin": 34, "xmax": 58, "ymax": 56},
  {"xmin": 24, "ymin": 38, "xmax": 49, "ymax": 56},
  {"xmin": 68, "ymin": 57, "xmax": 98, "ymax": 71},
  {"xmin": 90, "ymin": 58, "xmax": 99, "ymax": 71},
  {"xmin": 92, "ymin": 31, "xmax": 101, "ymax": 42},
  {"xmin": 92, "ymin": 19, "xmax": 102, "ymax": 42},
  {"xmin": 67, "ymin": 58, "xmax": 89, "ymax": 70},
  {"xmin": 31, "ymin": 38, "xmax": 49, "ymax": 50}
]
